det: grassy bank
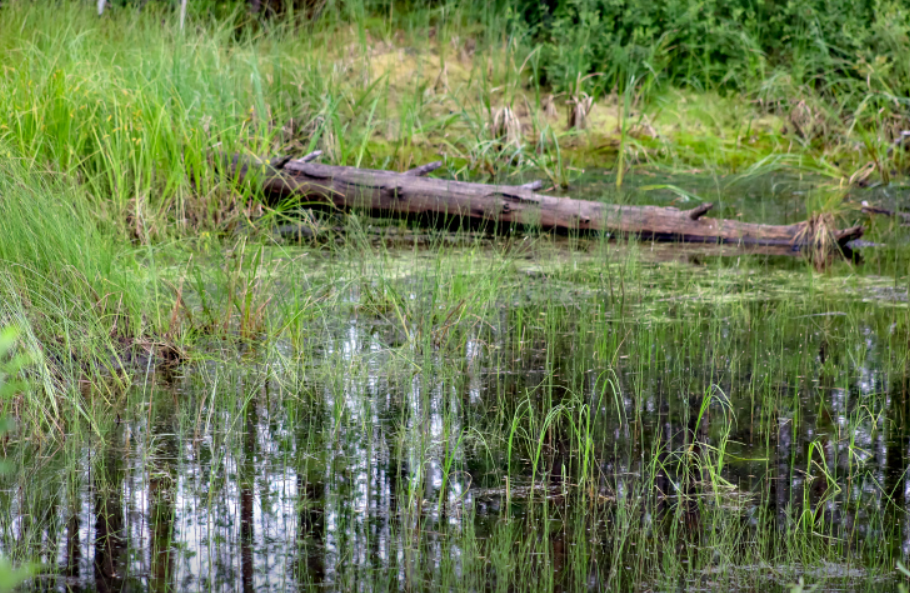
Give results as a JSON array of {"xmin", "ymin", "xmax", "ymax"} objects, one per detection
[{"xmin": 3, "ymin": 1, "xmax": 908, "ymax": 217}]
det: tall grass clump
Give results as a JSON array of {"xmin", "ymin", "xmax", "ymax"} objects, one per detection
[
  {"xmin": 0, "ymin": 150, "xmax": 159, "ymax": 432},
  {"xmin": 0, "ymin": 4, "xmax": 312, "ymax": 231},
  {"xmin": 5, "ymin": 0, "xmax": 906, "ymax": 202}
]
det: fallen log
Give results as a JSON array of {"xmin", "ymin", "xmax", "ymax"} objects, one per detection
[
  {"xmin": 231, "ymin": 155, "xmax": 863, "ymax": 249},
  {"xmin": 859, "ymin": 200, "xmax": 910, "ymax": 226}
]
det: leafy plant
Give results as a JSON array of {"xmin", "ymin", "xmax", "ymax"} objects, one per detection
[
  {"xmin": 0, "ymin": 327, "xmax": 29, "ymax": 404},
  {"xmin": 0, "ymin": 327, "xmax": 36, "ymax": 592}
]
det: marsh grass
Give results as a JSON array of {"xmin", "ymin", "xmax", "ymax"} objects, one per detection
[{"xmin": 0, "ymin": 2, "xmax": 909, "ymax": 591}]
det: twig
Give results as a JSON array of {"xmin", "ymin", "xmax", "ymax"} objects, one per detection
[
  {"xmin": 859, "ymin": 200, "xmax": 910, "ymax": 225},
  {"xmin": 403, "ymin": 161, "xmax": 443, "ymax": 177}
]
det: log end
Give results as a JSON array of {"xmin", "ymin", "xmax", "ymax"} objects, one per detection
[{"xmin": 835, "ymin": 225, "xmax": 864, "ymax": 248}]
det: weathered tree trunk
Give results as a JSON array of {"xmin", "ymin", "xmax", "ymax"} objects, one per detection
[{"xmin": 231, "ymin": 155, "xmax": 863, "ymax": 249}]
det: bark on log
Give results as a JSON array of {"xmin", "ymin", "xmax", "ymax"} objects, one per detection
[{"xmin": 232, "ymin": 155, "xmax": 863, "ymax": 249}]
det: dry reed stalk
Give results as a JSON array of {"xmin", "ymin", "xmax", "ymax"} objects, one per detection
[
  {"xmin": 491, "ymin": 106, "xmax": 522, "ymax": 150},
  {"xmin": 794, "ymin": 212, "xmax": 840, "ymax": 270},
  {"xmin": 541, "ymin": 95, "xmax": 559, "ymax": 119},
  {"xmin": 567, "ymin": 93, "xmax": 593, "ymax": 130},
  {"xmin": 319, "ymin": 121, "xmax": 340, "ymax": 163},
  {"xmin": 785, "ymin": 100, "xmax": 828, "ymax": 140}
]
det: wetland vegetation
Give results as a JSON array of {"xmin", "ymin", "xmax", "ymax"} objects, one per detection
[{"xmin": 1, "ymin": 0, "xmax": 910, "ymax": 591}]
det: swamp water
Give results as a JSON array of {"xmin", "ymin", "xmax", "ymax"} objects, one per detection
[{"xmin": 3, "ymin": 177, "xmax": 910, "ymax": 592}]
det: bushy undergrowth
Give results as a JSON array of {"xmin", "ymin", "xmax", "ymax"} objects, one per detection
[{"xmin": 519, "ymin": 0, "xmax": 910, "ymax": 97}]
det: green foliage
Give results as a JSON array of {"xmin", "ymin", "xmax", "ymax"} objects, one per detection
[
  {"xmin": 0, "ymin": 148, "xmax": 152, "ymax": 365},
  {"xmin": 517, "ymin": 0, "xmax": 910, "ymax": 100},
  {"xmin": 0, "ymin": 327, "xmax": 27, "ymax": 404},
  {"xmin": 0, "ymin": 558, "xmax": 34, "ymax": 593},
  {"xmin": 0, "ymin": 328, "xmax": 23, "ymax": 476},
  {"xmin": 0, "ymin": 328, "xmax": 36, "ymax": 592}
]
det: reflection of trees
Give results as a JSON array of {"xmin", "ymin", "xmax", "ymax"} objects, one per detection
[
  {"xmin": 885, "ymin": 374, "xmax": 910, "ymax": 559},
  {"xmin": 296, "ymin": 471, "xmax": 325, "ymax": 583},
  {"xmin": 296, "ymin": 326, "xmax": 473, "ymax": 590},
  {"xmin": 65, "ymin": 511, "xmax": 81, "ymax": 580},
  {"xmin": 149, "ymin": 413, "xmax": 178, "ymax": 593},
  {"xmin": 7, "ymin": 299, "xmax": 910, "ymax": 591},
  {"xmin": 241, "ymin": 403, "xmax": 257, "ymax": 593},
  {"xmin": 770, "ymin": 414, "xmax": 794, "ymax": 528},
  {"xmin": 93, "ymin": 430, "xmax": 126, "ymax": 593},
  {"xmin": 294, "ymin": 390, "xmax": 327, "ymax": 586}
]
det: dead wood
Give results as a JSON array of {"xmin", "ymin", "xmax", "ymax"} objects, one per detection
[
  {"xmin": 859, "ymin": 201, "xmax": 910, "ymax": 225},
  {"xmin": 230, "ymin": 155, "xmax": 863, "ymax": 250}
]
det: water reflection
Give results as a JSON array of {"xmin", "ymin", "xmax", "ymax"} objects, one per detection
[{"xmin": 1, "ymin": 303, "xmax": 908, "ymax": 592}]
